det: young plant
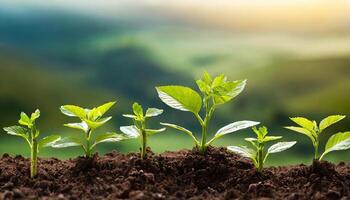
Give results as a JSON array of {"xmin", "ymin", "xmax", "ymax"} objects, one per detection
[
  {"xmin": 3, "ymin": 109, "xmax": 61, "ymax": 178},
  {"xmin": 120, "ymin": 102, "xmax": 165, "ymax": 159},
  {"xmin": 228, "ymin": 126, "xmax": 296, "ymax": 171},
  {"xmin": 52, "ymin": 101, "xmax": 126, "ymax": 157},
  {"xmin": 156, "ymin": 71, "xmax": 259, "ymax": 153},
  {"xmin": 285, "ymin": 115, "xmax": 350, "ymax": 161}
]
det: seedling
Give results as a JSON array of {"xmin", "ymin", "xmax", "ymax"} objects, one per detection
[
  {"xmin": 156, "ymin": 71, "xmax": 260, "ymax": 153},
  {"xmin": 3, "ymin": 109, "xmax": 60, "ymax": 178},
  {"xmin": 228, "ymin": 126, "xmax": 296, "ymax": 171},
  {"xmin": 52, "ymin": 101, "xmax": 126, "ymax": 157},
  {"xmin": 120, "ymin": 102, "xmax": 165, "ymax": 159},
  {"xmin": 285, "ymin": 115, "xmax": 350, "ymax": 161}
]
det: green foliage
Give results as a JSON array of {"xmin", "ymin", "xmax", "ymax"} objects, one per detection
[
  {"xmin": 53, "ymin": 101, "xmax": 126, "ymax": 157},
  {"xmin": 3, "ymin": 109, "xmax": 60, "ymax": 178},
  {"xmin": 320, "ymin": 132, "xmax": 350, "ymax": 160},
  {"xmin": 121, "ymin": 102, "xmax": 165, "ymax": 159},
  {"xmin": 157, "ymin": 71, "xmax": 259, "ymax": 153},
  {"xmin": 228, "ymin": 126, "xmax": 296, "ymax": 171},
  {"xmin": 156, "ymin": 85, "xmax": 202, "ymax": 113},
  {"xmin": 285, "ymin": 115, "xmax": 347, "ymax": 160}
]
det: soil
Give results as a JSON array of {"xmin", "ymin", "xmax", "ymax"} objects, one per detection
[{"xmin": 0, "ymin": 147, "xmax": 349, "ymax": 200}]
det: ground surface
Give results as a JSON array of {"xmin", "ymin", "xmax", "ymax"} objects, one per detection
[{"xmin": 0, "ymin": 147, "xmax": 349, "ymax": 200}]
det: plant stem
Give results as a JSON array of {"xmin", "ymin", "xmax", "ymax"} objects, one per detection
[
  {"xmin": 319, "ymin": 153, "xmax": 325, "ymax": 161},
  {"xmin": 200, "ymin": 97, "xmax": 210, "ymax": 153},
  {"xmin": 140, "ymin": 121, "xmax": 147, "ymax": 159},
  {"xmin": 31, "ymin": 137, "xmax": 38, "ymax": 178},
  {"xmin": 314, "ymin": 138, "xmax": 320, "ymax": 160},
  {"xmin": 141, "ymin": 130, "xmax": 147, "ymax": 159},
  {"xmin": 257, "ymin": 144, "xmax": 264, "ymax": 172},
  {"xmin": 85, "ymin": 129, "xmax": 92, "ymax": 158},
  {"xmin": 30, "ymin": 126, "xmax": 38, "ymax": 178},
  {"xmin": 314, "ymin": 141, "xmax": 319, "ymax": 160},
  {"xmin": 200, "ymin": 124, "xmax": 207, "ymax": 153}
]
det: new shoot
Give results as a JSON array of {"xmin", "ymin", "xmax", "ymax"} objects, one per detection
[
  {"xmin": 3, "ymin": 109, "xmax": 60, "ymax": 178},
  {"xmin": 285, "ymin": 115, "xmax": 350, "ymax": 161},
  {"xmin": 52, "ymin": 101, "xmax": 126, "ymax": 157},
  {"xmin": 120, "ymin": 102, "xmax": 165, "ymax": 159},
  {"xmin": 228, "ymin": 126, "xmax": 296, "ymax": 171},
  {"xmin": 156, "ymin": 71, "xmax": 259, "ymax": 153}
]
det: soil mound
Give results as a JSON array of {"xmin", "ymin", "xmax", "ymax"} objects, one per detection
[{"xmin": 0, "ymin": 147, "xmax": 349, "ymax": 199}]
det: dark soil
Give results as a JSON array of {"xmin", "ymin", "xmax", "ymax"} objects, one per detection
[{"xmin": 0, "ymin": 147, "xmax": 349, "ymax": 200}]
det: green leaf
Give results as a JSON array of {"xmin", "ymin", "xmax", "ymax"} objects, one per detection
[
  {"xmin": 145, "ymin": 128, "xmax": 166, "ymax": 135},
  {"xmin": 51, "ymin": 137, "xmax": 83, "ymax": 148},
  {"xmin": 60, "ymin": 105, "xmax": 87, "ymax": 119},
  {"xmin": 245, "ymin": 137, "xmax": 257, "ymax": 142},
  {"xmin": 95, "ymin": 101, "xmax": 116, "ymax": 117},
  {"xmin": 145, "ymin": 108, "xmax": 163, "ymax": 117},
  {"xmin": 88, "ymin": 101, "xmax": 116, "ymax": 120},
  {"xmin": 263, "ymin": 136, "xmax": 282, "ymax": 142},
  {"xmin": 320, "ymin": 132, "xmax": 350, "ymax": 160},
  {"xmin": 38, "ymin": 135, "xmax": 61, "ymax": 149},
  {"xmin": 132, "ymin": 102, "xmax": 144, "ymax": 118},
  {"xmin": 196, "ymin": 80, "xmax": 211, "ymax": 94},
  {"xmin": 19, "ymin": 112, "xmax": 32, "ymax": 127},
  {"xmin": 122, "ymin": 114, "xmax": 137, "ymax": 119},
  {"xmin": 92, "ymin": 133, "xmax": 126, "ymax": 148},
  {"xmin": 196, "ymin": 71, "xmax": 213, "ymax": 94},
  {"xmin": 213, "ymin": 80, "xmax": 246, "ymax": 105},
  {"xmin": 3, "ymin": 126, "xmax": 31, "ymax": 147},
  {"xmin": 319, "ymin": 115, "xmax": 346, "ymax": 132},
  {"xmin": 160, "ymin": 122, "xmax": 199, "ymax": 145},
  {"xmin": 120, "ymin": 125, "xmax": 140, "ymax": 138},
  {"xmin": 3, "ymin": 126, "xmax": 29, "ymax": 138},
  {"xmin": 227, "ymin": 146, "xmax": 255, "ymax": 158},
  {"xmin": 267, "ymin": 141, "xmax": 296, "ymax": 154},
  {"xmin": 64, "ymin": 122, "xmax": 89, "ymax": 132},
  {"xmin": 212, "ymin": 74, "xmax": 226, "ymax": 88},
  {"xmin": 252, "ymin": 126, "xmax": 268, "ymax": 140},
  {"xmin": 84, "ymin": 117, "xmax": 112, "ymax": 130},
  {"xmin": 30, "ymin": 109, "xmax": 40, "ymax": 122},
  {"xmin": 285, "ymin": 126, "xmax": 315, "ymax": 143},
  {"xmin": 290, "ymin": 117, "xmax": 314, "ymax": 131},
  {"xmin": 215, "ymin": 121, "xmax": 260, "ymax": 138},
  {"xmin": 156, "ymin": 86, "xmax": 202, "ymax": 113},
  {"xmin": 202, "ymin": 71, "xmax": 212, "ymax": 84}
]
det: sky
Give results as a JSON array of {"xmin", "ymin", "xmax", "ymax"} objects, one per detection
[{"xmin": 2, "ymin": 0, "xmax": 349, "ymax": 32}]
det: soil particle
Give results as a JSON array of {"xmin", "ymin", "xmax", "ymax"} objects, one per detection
[{"xmin": 0, "ymin": 147, "xmax": 349, "ymax": 199}]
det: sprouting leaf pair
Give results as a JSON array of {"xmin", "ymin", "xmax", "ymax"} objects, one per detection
[
  {"xmin": 53, "ymin": 102, "xmax": 127, "ymax": 157},
  {"xmin": 121, "ymin": 102, "xmax": 165, "ymax": 159},
  {"xmin": 157, "ymin": 71, "xmax": 259, "ymax": 153},
  {"xmin": 3, "ymin": 110, "xmax": 60, "ymax": 177},
  {"xmin": 228, "ymin": 126, "xmax": 296, "ymax": 171},
  {"xmin": 285, "ymin": 115, "xmax": 350, "ymax": 160}
]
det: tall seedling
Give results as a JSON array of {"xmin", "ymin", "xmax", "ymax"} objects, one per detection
[
  {"xmin": 53, "ymin": 102, "xmax": 126, "ymax": 157},
  {"xmin": 285, "ymin": 115, "xmax": 350, "ymax": 161},
  {"xmin": 156, "ymin": 71, "xmax": 259, "ymax": 153},
  {"xmin": 120, "ymin": 102, "xmax": 165, "ymax": 159},
  {"xmin": 3, "ymin": 109, "xmax": 60, "ymax": 178}
]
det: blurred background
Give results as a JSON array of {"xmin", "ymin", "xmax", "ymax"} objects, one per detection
[{"xmin": 0, "ymin": 0, "xmax": 349, "ymax": 166}]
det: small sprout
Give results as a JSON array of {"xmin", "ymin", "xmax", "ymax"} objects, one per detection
[
  {"xmin": 156, "ymin": 71, "xmax": 259, "ymax": 153},
  {"xmin": 53, "ymin": 101, "xmax": 126, "ymax": 158},
  {"xmin": 285, "ymin": 115, "xmax": 349, "ymax": 161},
  {"xmin": 3, "ymin": 109, "xmax": 60, "ymax": 178},
  {"xmin": 228, "ymin": 126, "xmax": 296, "ymax": 171},
  {"xmin": 120, "ymin": 102, "xmax": 165, "ymax": 159}
]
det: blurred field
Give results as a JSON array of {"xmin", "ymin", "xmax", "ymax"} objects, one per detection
[{"xmin": 0, "ymin": 1, "xmax": 349, "ymax": 166}]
